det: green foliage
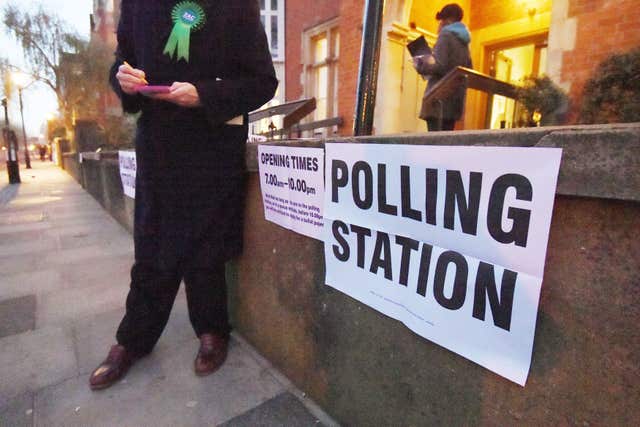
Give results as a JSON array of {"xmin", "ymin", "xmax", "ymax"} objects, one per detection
[
  {"xmin": 580, "ymin": 48, "xmax": 640, "ymax": 124},
  {"xmin": 516, "ymin": 76, "xmax": 568, "ymax": 126}
]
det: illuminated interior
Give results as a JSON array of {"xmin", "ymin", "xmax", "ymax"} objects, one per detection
[{"xmin": 375, "ymin": 0, "xmax": 553, "ymax": 133}]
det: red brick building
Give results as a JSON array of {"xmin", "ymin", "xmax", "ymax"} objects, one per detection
[{"xmin": 281, "ymin": 0, "xmax": 640, "ymax": 135}]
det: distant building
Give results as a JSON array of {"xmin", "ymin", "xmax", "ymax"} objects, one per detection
[
  {"xmin": 90, "ymin": 0, "xmax": 121, "ymax": 122},
  {"xmin": 90, "ymin": 0, "xmax": 118, "ymax": 49}
]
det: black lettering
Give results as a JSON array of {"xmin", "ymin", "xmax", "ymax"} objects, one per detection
[
  {"xmin": 472, "ymin": 262, "xmax": 517, "ymax": 331},
  {"xmin": 352, "ymin": 161, "xmax": 373, "ymax": 209},
  {"xmin": 350, "ymin": 224, "xmax": 372, "ymax": 268},
  {"xmin": 433, "ymin": 251, "xmax": 468, "ymax": 310},
  {"xmin": 444, "ymin": 171, "xmax": 482, "ymax": 235},
  {"xmin": 312, "ymin": 157, "xmax": 319, "ymax": 172},
  {"xmin": 487, "ymin": 174, "xmax": 532, "ymax": 248},
  {"xmin": 370, "ymin": 231, "xmax": 392, "ymax": 281},
  {"xmin": 416, "ymin": 243, "xmax": 434, "ymax": 297},
  {"xmin": 401, "ymin": 166, "xmax": 422, "ymax": 221},
  {"xmin": 395, "ymin": 236, "xmax": 419, "ymax": 287},
  {"xmin": 425, "ymin": 168, "xmax": 438, "ymax": 226},
  {"xmin": 331, "ymin": 160, "xmax": 349, "ymax": 203},
  {"xmin": 332, "ymin": 220, "xmax": 350, "ymax": 262},
  {"xmin": 378, "ymin": 164, "xmax": 398, "ymax": 216}
]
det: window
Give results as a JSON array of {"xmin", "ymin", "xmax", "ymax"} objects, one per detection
[
  {"xmin": 260, "ymin": 0, "xmax": 285, "ymax": 60},
  {"xmin": 303, "ymin": 19, "xmax": 339, "ymax": 124}
]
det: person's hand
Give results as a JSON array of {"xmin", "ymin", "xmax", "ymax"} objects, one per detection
[
  {"xmin": 148, "ymin": 82, "xmax": 201, "ymax": 108},
  {"xmin": 413, "ymin": 54, "xmax": 436, "ymax": 69},
  {"xmin": 116, "ymin": 62, "xmax": 147, "ymax": 95}
]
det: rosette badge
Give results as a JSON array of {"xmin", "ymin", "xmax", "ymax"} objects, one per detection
[{"xmin": 163, "ymin": 1, "xmax": 206, "ymax": 62}]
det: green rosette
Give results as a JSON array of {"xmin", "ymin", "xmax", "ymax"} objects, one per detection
[{"xmin": 163, "ymin": 1, "xmax": 206, "ymax": 62}]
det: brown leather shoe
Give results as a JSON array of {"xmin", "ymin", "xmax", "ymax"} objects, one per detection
[
  {"xmin": 194, "ymin": 333, "xmax": 229, "ymax": 377},
  {"xmin": 89, "ymin": 345, "xmax": 139, "ymax": 390}
]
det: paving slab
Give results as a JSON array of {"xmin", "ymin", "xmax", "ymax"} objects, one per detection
[
  {"xmin": 0, "ymin": 221, "xmax": 52, "ymax": 235},
  {"xmin": 0, "ymin": 184, "xmax": 20, "ymax": 206},
  {"xmin": 42, "ymin": 243, "xmax": 133, "ymax": 267},
  {"xmin": 0, "ymin": 393, "xmax": 34, "ymax": 427},
  {"xmin": 35, "ymin": 337, "xmax": 285, "ymax": 427},
  {"xmin": 36, "ymin": 280, "xmax": 129, "ymax": 328},
  {"xmin": 220, "ymin": 392, "xmax": 323, "ymax": 427},
  {"xmin": 0, "ymin": 211, "xmax": 47, "ymax": 226},
  {"xmin": 59, "ymin": 253, "xmax": 133, "ymax": 289},
  {"xmin": 0, "ymin": 295, "xmax": 36, "ymax": 338},
  {"xmin": 0, "ymin": 326, "xmax": 77, "ymax": 404},
  {"xmin": 0, "ymin": 238, "xmax": 58, "ymax": 258},
  {"xmin": 0, "ymin": 228, "xmax": 46, "ymax": 244},
  {"xmin": 0, "ymin": 253, "xmax": 46, "ymax": 276},
  {"xmin": 43, "ymin": 222, "xmax": 126, "ymax": 240}
]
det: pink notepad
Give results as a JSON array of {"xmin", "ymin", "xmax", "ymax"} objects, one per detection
[{"xmin": 135, "ymin": 85, "xmax": 172, "ymax": 94}]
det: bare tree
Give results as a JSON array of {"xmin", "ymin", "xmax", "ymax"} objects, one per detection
[{"xmin": 1, "ymin": 4, "xmax": 112, "ymax": 129}]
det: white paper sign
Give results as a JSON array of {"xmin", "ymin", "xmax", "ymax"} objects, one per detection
[
  {"xmin": 258, "ymin": 145, "xmax": 325, "ymax": 240},
  {"xmin": 118, "ymin": 150, "xmax": 137, "ymax": 199},
  {"xmin": 323, "ymin": 143, "xmax": 562, "ymax": 386}
]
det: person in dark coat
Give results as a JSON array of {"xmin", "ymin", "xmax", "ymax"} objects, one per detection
[
  {"xmin": 414, "ymin": 3, "xmax": 472, "ymax": 131},
  {"xmin": 89, "ymin": 0, "xmax": 278, "ymax": 390}
]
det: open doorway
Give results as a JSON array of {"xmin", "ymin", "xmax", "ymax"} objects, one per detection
[{"xmin": 484, "ymin": 33, "xmax": 548, "ymax": 128}]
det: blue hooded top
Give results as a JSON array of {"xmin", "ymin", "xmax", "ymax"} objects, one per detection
[{"xmin": 442, "ymin": 22, "xmax": 471, "ymax": 45}]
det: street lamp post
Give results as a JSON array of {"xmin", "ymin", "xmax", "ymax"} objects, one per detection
[
  {"xmin": 17, "ymin": 87, "xmax": 32, "ymax": 169},
  {"xmin": 12, "ymin": 71, "xmax": 37, "ymax": 169}
]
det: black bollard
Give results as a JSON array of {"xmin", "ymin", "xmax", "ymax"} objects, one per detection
[{"xmin": 2, "ymin": 98, "xmax": 21, "ymax": 184}]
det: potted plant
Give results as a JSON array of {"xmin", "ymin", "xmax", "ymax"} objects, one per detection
[{"xmin": 516, "ymin": 75, "xmax": 568, "ymax": 126}]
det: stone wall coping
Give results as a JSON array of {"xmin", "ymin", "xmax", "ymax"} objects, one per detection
[
  {"xmin": 86, "ymin": 123, "xmax": 640, "ymax": 203},
  {"xmin": 246, "ymin": 123, "xmax": 640, "ymax": 202}
]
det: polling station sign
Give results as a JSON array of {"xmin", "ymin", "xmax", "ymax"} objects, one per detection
[
  {"xmin": 258, "ymin": 145, "xmax": 324, "ymax": 240},
  {"xmin": 118, "ymin": 150, "xmax": 136, "ymax": 199},
  {"xmin": 323, "ymin": 143, "xmax": 562, "ymax": 385}
]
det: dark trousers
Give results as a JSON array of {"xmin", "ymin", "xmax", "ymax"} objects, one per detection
[
  {"xmin": 426, "ymin": 117, "xmax": 456, "ymax": 131},
  {"xmin": 116, "ymin": 262, "xmax": 230, "ymax": 355},
  {"xmin": 115, "ymin": 171, "xmax": 231, "ymax": 355}
]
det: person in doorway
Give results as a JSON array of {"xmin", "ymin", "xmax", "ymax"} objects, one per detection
[
  {"xmin": 413, "ymin": 3, "xmax": 472, "ymax": 131},
  {"xmin": 89, "ymin": 0, "xmax": 277, "ymax": 390}
]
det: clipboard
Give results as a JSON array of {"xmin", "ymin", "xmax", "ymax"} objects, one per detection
[{"xmin": 406, "ymin": 36, "xmax": 432, "ymax": 57}]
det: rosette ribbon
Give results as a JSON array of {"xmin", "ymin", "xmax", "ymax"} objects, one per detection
[{"xmin": 163, "ymin": 1, "xmax": 206, "ymax": 62}]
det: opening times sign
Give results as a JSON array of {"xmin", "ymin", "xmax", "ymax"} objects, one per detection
[
  {"xmin": 323, "ymin": 143, "xmax": 562, "ymax": 386},
  {"xmin": 118, "ymin": 150, "xmax": 137, "ymax": 199},
  {"xmin": 258, "ymin": 145, "xmax": 325, "ymax": 241}
]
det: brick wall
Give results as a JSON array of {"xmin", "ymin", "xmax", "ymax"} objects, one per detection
[
  {"xmin": 285, "ymin": 0, "xmax": 341, "ymax": 102},
  {"xmin": 562, "ymin": 0, "xmax": 640, "ymax": 122},
  {"xmin": 336, "ymin": 0, "xmax": 365, "ymax": 135}
]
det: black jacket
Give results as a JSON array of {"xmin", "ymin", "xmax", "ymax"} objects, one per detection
[{"xmin": 110, "ymin": 0, "xmax": 278, "ymax": 267}]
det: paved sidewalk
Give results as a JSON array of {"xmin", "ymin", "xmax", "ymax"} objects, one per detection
[{"xmin": 0, "ymin": 162, "xmax": 335, "ymax": 427}]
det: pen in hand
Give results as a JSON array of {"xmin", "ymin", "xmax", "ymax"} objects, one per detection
[{"xmin": 123, "ymin": 61, "xmax": 149, "ymax": 85}]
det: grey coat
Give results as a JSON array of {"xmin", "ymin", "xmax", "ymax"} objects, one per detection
[{"xmin": 416, "ymin": 28, "xmax": 472, "ymax": 121}]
